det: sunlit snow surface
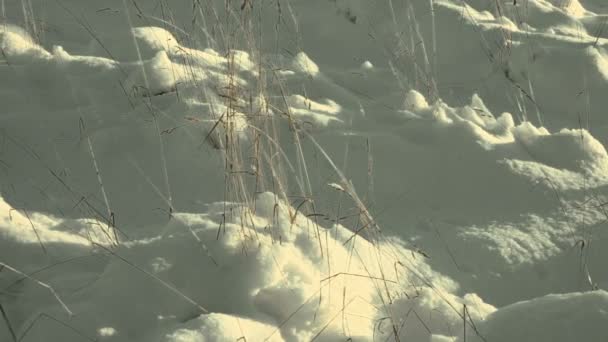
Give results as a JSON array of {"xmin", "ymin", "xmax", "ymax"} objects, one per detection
[{"xmin": 1, "ymin": 0, "xmax": 608, "ymax": 341}]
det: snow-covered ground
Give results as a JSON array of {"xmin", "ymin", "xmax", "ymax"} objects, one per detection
[{"xmin": 1, "ymin": 0, "xmax": 608, "ymax": 341}]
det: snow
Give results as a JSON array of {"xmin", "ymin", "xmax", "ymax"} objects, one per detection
[
  {"xmin": 98, "ymin": 327, "xmax": 117, "ymax": 337},
  {"xmin": 292, "ymin": 52, "xmax": 320, "ymax": 77},
  {"xmin": 360, "ymin": 60, "xmax": 374, "ymax": 70},
  {"xmin": 1, "ymin": 0, "xmax": 608, "ymax": 341},
  {"xmin": 286, "ymin": 95, "xmax": 342, "ymax": 126},
  {"xmin": 0, "ymin": 24, "xmax": 51, "ymax": 61},
  {"xmin": 458, "ymin": 291, "xmax": 608, "ymax": 342},
  {"xmin": 163, "ymin": 314, "xmax": 279, "ymax": 342}
]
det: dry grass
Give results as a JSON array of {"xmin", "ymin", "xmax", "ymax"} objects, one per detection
[{"xmin": 0, "ymin": 1, "xmax": 502, "ymax": 341}]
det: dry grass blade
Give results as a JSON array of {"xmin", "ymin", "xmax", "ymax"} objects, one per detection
[
  {"xmin": 3, "ymin": 255, "xmax": 100, "ymax": 292},
  {"xmin": 79, "ymin": 118, "xmax": 118, "ymax": 246},
  {"xmin": 92, "ymin": 243, "xmax": 209, "ymax": 314},
  {"xmin": 310, "ymin": 296, "xmax": 357, "ymax": 341},
  {"xmin": 0, "ymin": 304, "xmax": 17, "ymax": 342},
  {"xmin": 0, "ymin": 262, "xmax": 73, "ymax": 317},
  {"xmin": 8, "ymin": 208, "xmax": 46, "ymax": 254},
  {"xmin": 17, "ymin": 313, "xmax": 96, "ymax": 342},
  {"xmin": 320, "ymin": 272, "xmax": 398, "ymax": 285}
]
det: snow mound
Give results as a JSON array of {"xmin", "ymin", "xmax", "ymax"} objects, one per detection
[
  {"xmin": 163, "ymin": 313, "xmax": 280, "ymax": 342},
  {"xmin": 1, "ymin": 193, "xmax": 493, "ymax": 342},
  {"xmin": 459, "ymin": 291, "xmax": 608, "ymax": 342},
  {"xmin": 0, "ymin": 196, "xmax": 89, "ymax": 247},
  {"xmin": 292, "ymin": 52, "xmax": 320, "ymax": 77},
  {"xmin": 0, "ymin": 24, "xmax": 51, "ymax": 62},
  {"xmin": 546, "ymin": 0, "xmax": 588, "ymax": 17},
  {"xmin": 2, "ymin": 1, "xmax": 608, "ymax": 341},
  {"xmin": 286, "ymin": 95, "xmax": 342, "ymax": 126}
]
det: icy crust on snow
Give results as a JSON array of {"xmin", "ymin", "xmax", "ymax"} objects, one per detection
[{"xmin": 0, "ymin": 192, "xmax": 496, "ymax": 342}]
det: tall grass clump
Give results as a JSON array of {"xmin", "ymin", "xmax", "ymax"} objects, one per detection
[{"xmin": 165, "ymin": 1, "xmax": 482, "ymax": 340}]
